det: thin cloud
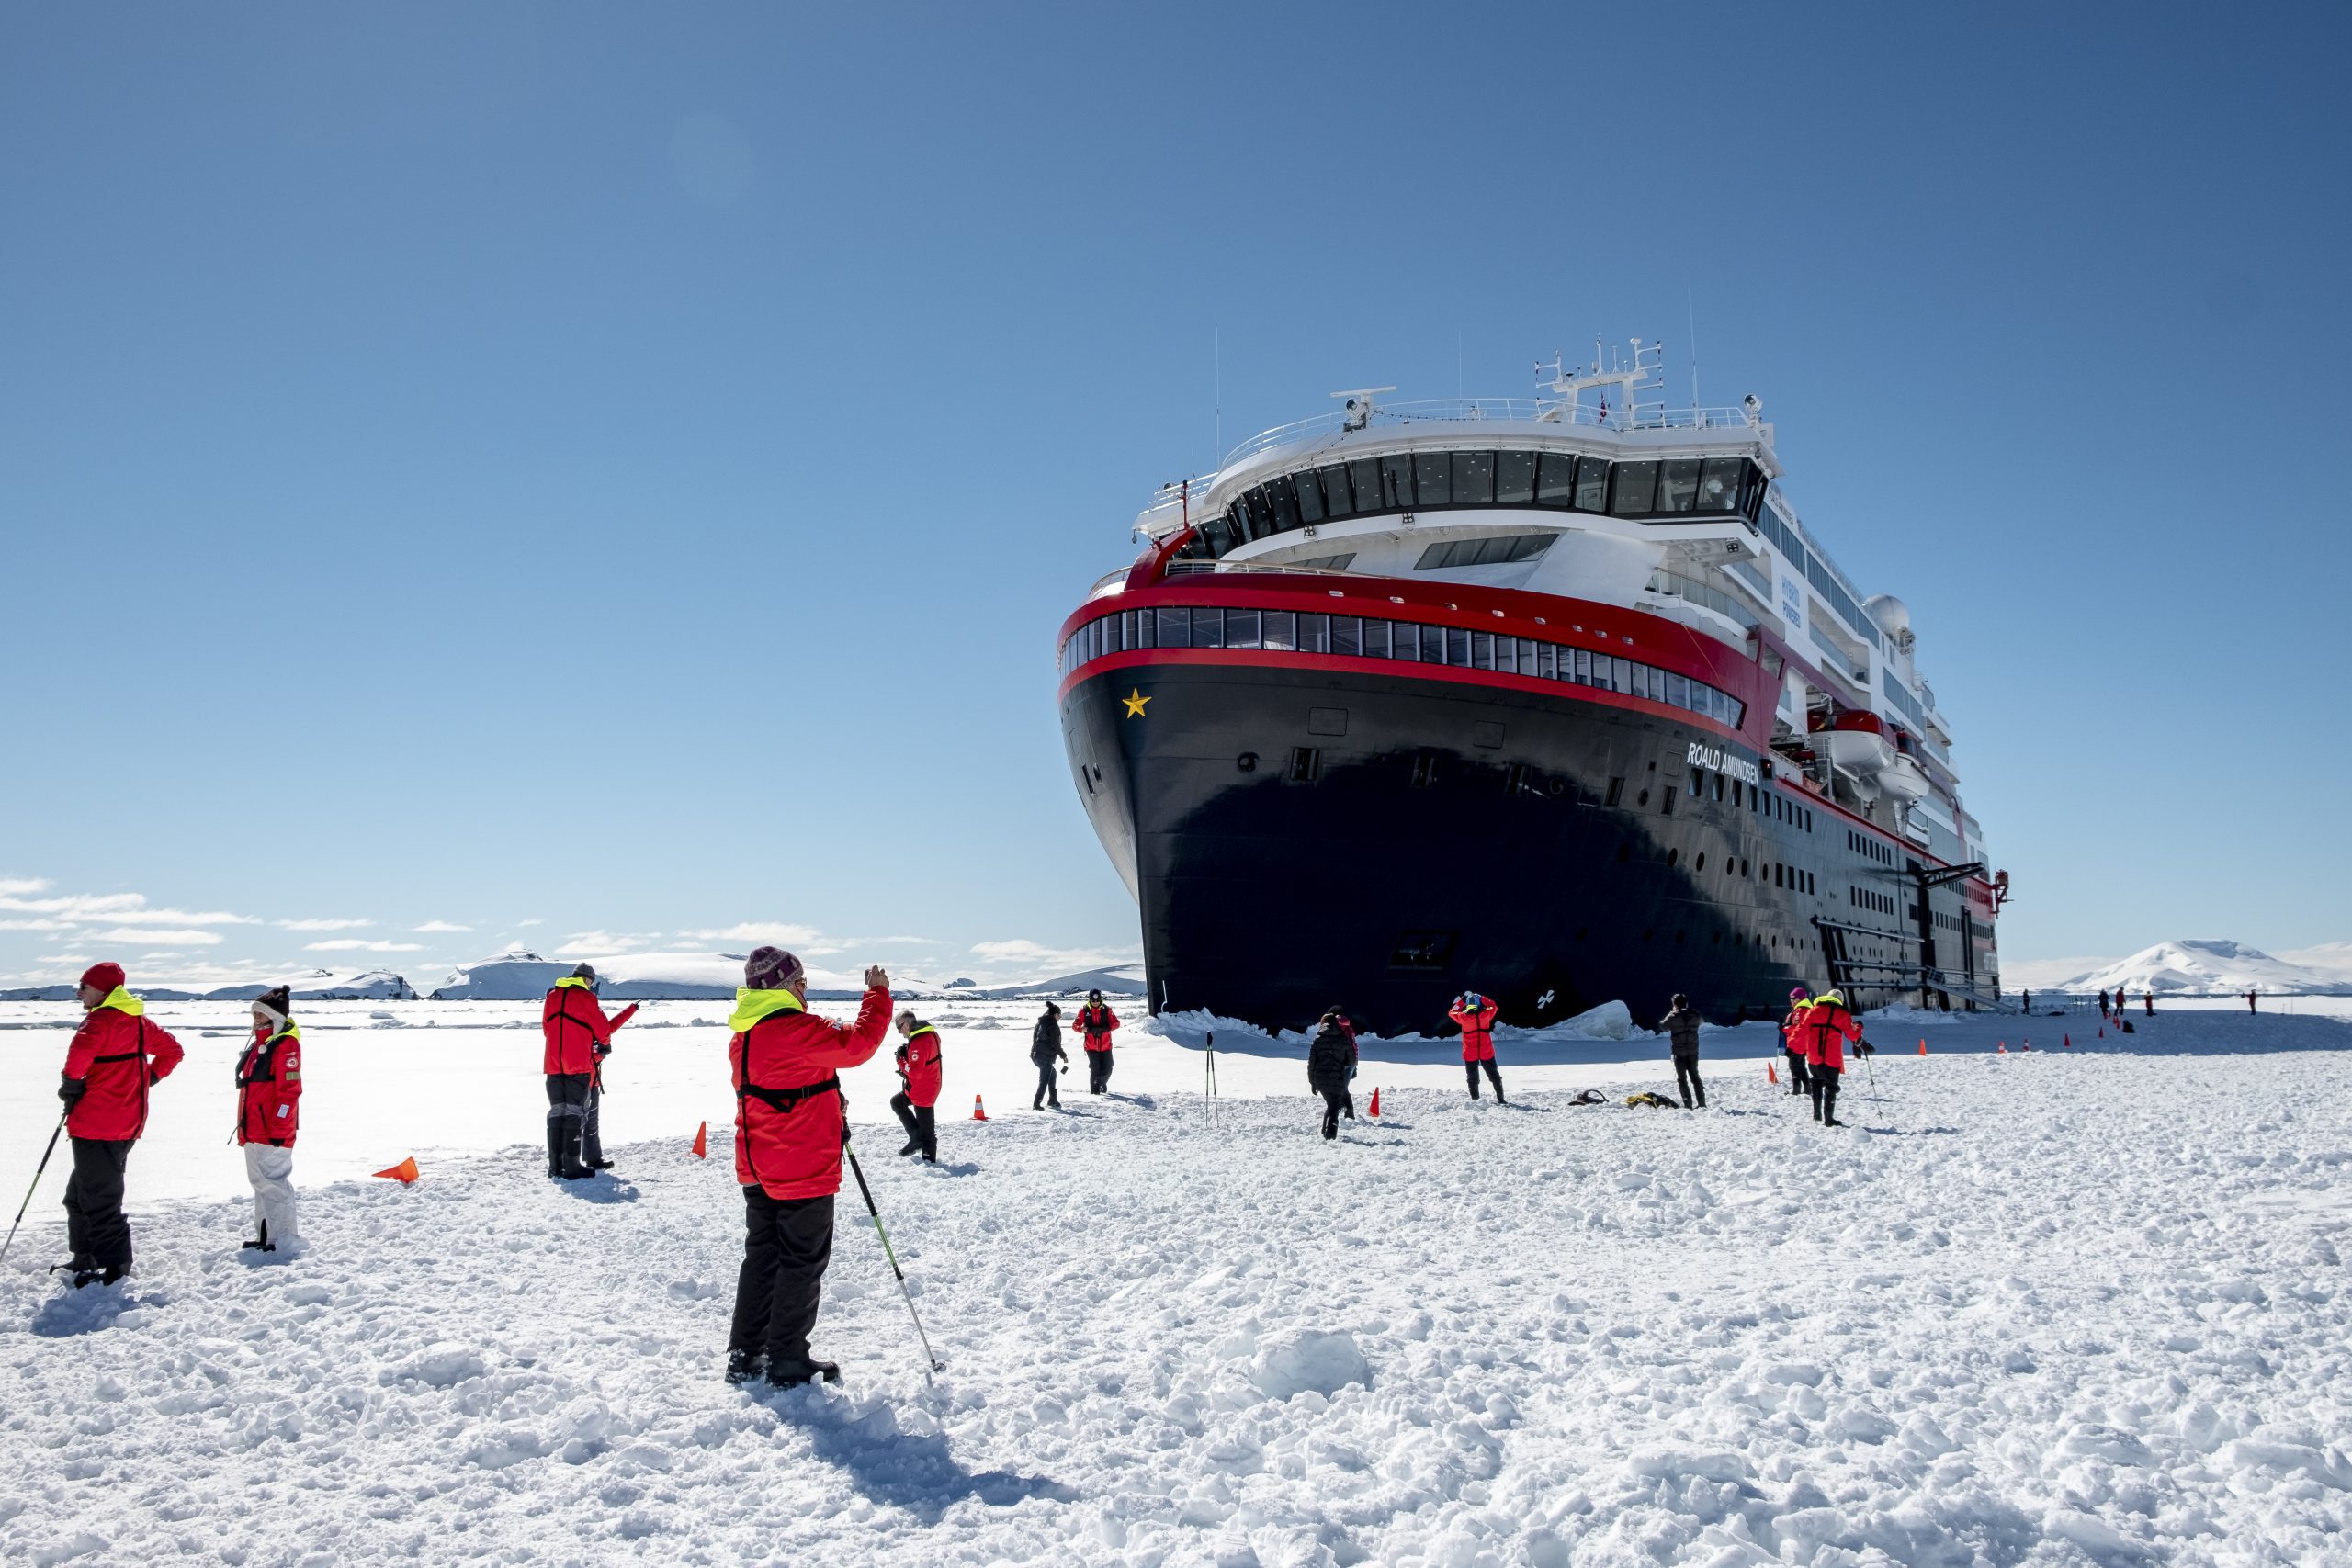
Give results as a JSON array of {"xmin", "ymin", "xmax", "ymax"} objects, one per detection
[
  {"xmin": 968, "ymin": 938, "xmax": 1140, "ymax": 973},
  {"xmin": 0, "ymin": 886, "xmax": 256, "ymax": 928},
  {"xmin": 680, "ymin": 922, "xmax": 826, "ymax": 946},
  {"xmin": 517, "ymin": 918, "xmax": 544, "ymax": 928},
  {"xmin": 0, "ymin": 877, "xmax": 51, "ymax": 897},
  {"xmin": 93, "ymin": 928, "xmax": 222, "ymax": 946},
  {"xmin": 0, "ymin": 918, "xmax": 76, "ymax": 931},
  {"xmin": 304, "ymin": 939, "xmax": 424, "ymax": 953},
  {"xmin": 413, "ymin": 920, "xmax": 472, "ymax": 933},
  {"xmin": 277, "ymin": 918, "xmax": 373, "ymax": 931}
]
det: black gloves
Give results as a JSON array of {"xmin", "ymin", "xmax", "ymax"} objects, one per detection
[{"xmin": 58, "ymin": 1077, "xmax": 85, "ymax": 1107}]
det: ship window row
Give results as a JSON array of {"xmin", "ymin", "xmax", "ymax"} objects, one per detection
[
  {"xmin": 1060, "ymin": 606, "xmax": 1745, "ymax": 728},
  {"xmin": 1850, "ymin": 886, "xmax": 1897, "ymax": 918},
  {"xmin": 1758, "ymin": 499, "xmax": 1880, "ymax": 652},
  {"xmin": 1178, "ymin": 451, "xmax": 1769, "ymax": 560}
]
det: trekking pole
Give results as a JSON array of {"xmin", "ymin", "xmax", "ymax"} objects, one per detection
[
  {"xmin": 1204, "ymin": 1031, "xmax": 1217, "ymax": 1129},
  {"xmin": 842, "ymin": 1143, "xmax": 944, "ymax": 1383},
  {"xmin": 0, "ymin": 1114, "xmax": 68, "ymax": 1271}
]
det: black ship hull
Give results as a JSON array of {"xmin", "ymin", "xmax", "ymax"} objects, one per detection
[{"xmin": 1058, "ymin": 584, "xmax": 1996, "ymax": 1037}]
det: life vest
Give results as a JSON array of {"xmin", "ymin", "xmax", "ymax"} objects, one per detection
[
  {"xmin": 1449, "ymin": 995, "xmax": 1498, "ymax": 1062},
  {"xmin": 1077, "ymin": 1004, "xmax": 1119, "ymax": 1047},
  {"xmin": 62, "ymin": 989, "xmax": 186, "ymax": 1141},
  {"xmin": 895, "ymin": 1023, "xmax": 944, "ymax": 1107},
  {"xmin": 234, "ymin": 1022, "xmax": 303, "ymax": 1147},
  {"xmin": 727, "ymin": 986, "xmax": 892, "ymax": 1200}
]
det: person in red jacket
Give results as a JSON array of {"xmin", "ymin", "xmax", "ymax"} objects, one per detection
[
  {"xmin": 1076, "ymin": 991, "xmax": 1120, "ymax": 1094},
  {"xmin": 1798, "ymin": 988, "xmax": 1864, "ymax": 1127},
  {"xmin": 725, "ymin": 946, "xmax": 891, "ymax": 1389},
  {"xmin": 1780, "ymin": 987, "xmax": 1813, "ymax": 1098},
  {"xmin": 890, "ymin": 1011, "xmax": 944, "ymax": 1163},
  {"xmin": 234, "ymin": 985, "xmax": 303, "ymax": 1256},
  {"xmin": 1449, "ymin": 991, "xmax": 1505, "ymax": 1102},
  {"xmin": 56, "ymin": 963, "xmax": 185, "ymax": 1287},
  {"xmin": 540, "ymin": 964, "xmax": 636, "ymax": 1179}
]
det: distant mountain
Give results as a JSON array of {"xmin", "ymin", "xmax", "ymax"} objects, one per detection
[
  {"xmin": 1, "ymin": 967, "xmax": 417, "ymax": 1003},
  {"xmin": 975, "ymin": 964, "xmax": 1148, "ymax": 999},
  {"xmin": 429, "ymin": 950, "xmax": 584, "ymax": 1001},
  {"xmin": 2059, "ymin": 940, "xmax": 2352, "ymax": 997}
]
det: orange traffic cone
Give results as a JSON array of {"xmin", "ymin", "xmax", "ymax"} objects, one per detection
[
  {"xmin": 1768, "ymin": 1059, "xmax": 1780, "ymax": 1086},
  {"xmin": 692, "ymin": 1121, "xmax": 707, "ymax": 1158},
  {"xmin": 372, "ymin": 1156, "xmax": 419, "ymax": 1184},
  {"xmin": 1917, "ymin": 1039, "xmax": 1927, "ymax": 1055},
  {"xmin": 971, "ymin": 1094, "xmax": 988, "ymax": 1122},
  {"xmin": 1368, "ymin": 1087, "xmax": 1381, "ymax": 1117},
  {"xmin": 2098, "ymin": 1024, "xmax": 2105, "ymax": 1039},
  {"xmin": 2064, "ymin": 1033, "xmax": 2071, "ymax": 1049}
]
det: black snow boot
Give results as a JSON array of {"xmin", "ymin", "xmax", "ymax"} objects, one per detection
[
  {"xmin": 764, "ymin": 1357, "xmax": 842, "ymax": 1388},
  {"xmin": 898, "ymin": 1139, "xmax": 921, "ymax": 1156},
  {"xmin": 724, "ymin": 1349, "xmax": 765, "ymax": 1386},
  {"xmin": 556, "ymin": 1125, "xmax": 593, "ymax": 1180},
  {"xmin": 547, "ymin": 1124, "xmax": 566, "ymax": 1179}
]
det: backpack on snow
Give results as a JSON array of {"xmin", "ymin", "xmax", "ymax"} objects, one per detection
[
  {"xmin": 1625, "ymin": 1091, "xmax": 1679, "ymax": 1109},
  {"xmin": 1569, "ymin": 1089, "xmax": 1609, "ymax": 1106}
]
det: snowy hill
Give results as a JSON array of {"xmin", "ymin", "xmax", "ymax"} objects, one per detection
[
  {"xmin": 975, "ymin": 964, "xmax": 1147, "ymax": 998},
  {"xmin": 2059, "ymin": 938, "xmax": 2352, "ymax": 997},
  {"xmin": 0, "ymin": 968, "xmax": 417, "ymax": 1003},
  {"xmin": 427, "ymin": 949, "xmax": 579, "ymax": 1001}
]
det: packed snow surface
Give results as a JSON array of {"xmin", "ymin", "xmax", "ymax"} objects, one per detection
[{"xmin": 2, "ymin": 1002, "xmax": 2348, "ymax": 1564}]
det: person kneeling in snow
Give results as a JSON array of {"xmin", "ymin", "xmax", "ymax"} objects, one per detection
[
  {"xmin": 890, "ymin": 1011, "xmax": 943, "ymax": 1163},
  {"xmin": 725, "ymin": 946, "xmax": 892, "ymax": 1388},
  {"xmin": 1660, "ymin": 994, "xmax": 1706, "ymax": 1109},
  {"xmin": 235, "ymin": 985, "xmax": 303, "ymax": 1255},
  {"xmin": 56, "ymin": 963, "xmax": 186, "ymax": 1288},
  {"xmin": 1307, "ymin": 1011, "xmax": 1358, "ymax": 1140},
  {"xmin": 1449, "ymin": 991, "xmax": 1505, "ymax": 1103}
]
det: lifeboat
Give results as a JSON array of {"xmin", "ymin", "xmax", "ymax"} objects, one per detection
[{"xmin": 1810, "ymin": 709, "xmax": 1894, "ymax": 774}]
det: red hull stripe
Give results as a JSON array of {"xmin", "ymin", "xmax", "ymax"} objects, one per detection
[{"xmin": 1059, "ymin": 576, "xmax": 1765, "ymax": 720}]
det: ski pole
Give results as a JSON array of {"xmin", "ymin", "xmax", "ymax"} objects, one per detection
[
  {"xmin": 842, "ymin": 1143, "xmax": 944, "ymax": 1383},
  {"xmin": 0, "ymin": 1113, "xmax": 68, "ymax": 1272},
  {"xmin": 1204, "ymin": 1031, "xmax": 1217, "ymax": 1129}
]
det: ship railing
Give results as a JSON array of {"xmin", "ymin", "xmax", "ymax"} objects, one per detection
[
  {"xmin": 1085, "ymin": 568, "xmax": 1131, "ymax": 601},
  {"xmin": 1162, "ymin": 558, "xmax": 1358, "ymax": 580},
  {"xmin": 1215, "ymin": 398, "xmax": 1765, "ymax": 470},
  {"xmin": 1645, "ymin": 570, "xmax": 1764, "ymax": 631}
]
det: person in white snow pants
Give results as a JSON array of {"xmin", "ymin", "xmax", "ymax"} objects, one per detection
[{"xmin": 233, "ymin": 986, "xmax": 304, "ymax": 1254}]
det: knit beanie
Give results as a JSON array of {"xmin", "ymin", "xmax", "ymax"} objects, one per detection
[
  {"xmin": 254, "ymin": 986, "xmax": 293, "ymax": 1029},
  {"xmin": 79, "ymin": 962, "xmax": 125, "ymax": 996},
  {"xmin": 744, "ymin": 946, "xmax": 803, "ymax": 991}
]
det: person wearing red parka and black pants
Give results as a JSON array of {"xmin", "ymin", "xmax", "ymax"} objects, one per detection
[
  {"xmin": 725, "ymin": 946, "xmax": 892, "ymax": 1389},
  {"xmin": 540, "ymin": 964, "xmax": 636, "ymax": 1179},
  {"xmin": 1450, "ymin": 991, "xmax": 1505, "ymax": 1103},
  {"xmin": 1076, "ymin": 992, "xmax": 1120, "ymax": 1094},
  {"xmin": 57, "ymin": 963, "xmax": 186, "ymax": 1287},
  {"xmin": 890, "ymin": 1011, "xmax": 943, "ymax": 1163},
  {"xmin": 235, "ymin": 985, "xmax": 304, "ymax": 1255}
]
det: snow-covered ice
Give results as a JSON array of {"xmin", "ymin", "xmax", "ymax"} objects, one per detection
[{"xmin": 2, "ymin": 1000, "xmax": 2348, "ymax": 1563}]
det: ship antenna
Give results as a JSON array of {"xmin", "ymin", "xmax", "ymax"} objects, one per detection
[
  {"xmin": 1213, "ymin": 327, "xmax": 1222, "ymax": 469},
  {"xmin": 1686, "ymin": 288, "xmax": 1701, "ymax": 414}
]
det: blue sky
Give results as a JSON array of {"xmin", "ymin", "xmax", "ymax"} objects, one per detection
[{"xmin": 2, "ymin": 4, "xmax": 2346, "ymax": 990}]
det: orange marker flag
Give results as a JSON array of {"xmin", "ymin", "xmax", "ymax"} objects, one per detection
[
  {"xmin": 692, "ymin": 1121, "xmax": 708, "ymax": 1159},
  {"xmin": 372, "ymin": 1156, "xmax": 420, "ymax": 1184},
  {"xmin": 1368, "ymin": 1087, "xmax": 1381, "ymax": 1117}
]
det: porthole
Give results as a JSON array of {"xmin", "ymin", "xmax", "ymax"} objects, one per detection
[
  {"xmin": 1666, "ymin": 848, "xmax": 1679, "ymax": 867},
  {"xmin": 1637, "ymin": 788, "xmax": 1651, "ymax": 807},
  {"xmin": 1695, "ymin": 852, "xmax": 1707, "ymax": 872},
  {"xmin": 1236, "ymin": 752, "xmax": 1258, "ymax": 773}
]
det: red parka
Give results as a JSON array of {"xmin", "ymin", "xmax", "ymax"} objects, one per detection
[
  {"xmin": 235, "ymin": 1022, "xmax": 303, "ymax": 1147},
  {"xmin": 541, "ymin": 979, "xmax": 634, "ymax": 1075},
  {"xmin": 62, "ymin": 991, "xmax": 185, "ymax": 1141},
  {"xmin": 730, "ymin": 985, "xmax": 891, "ymax": 1200},
  {"xmin": 1076, "ymin": 1002, "xmax": 1120, "ymax": 1053},
  {"xmin": 1781, "ymin": 1004, "xmax": 1811, "ymax": 1053},
  {"xmin": 1797, "ymin": 994, "xmax": 1864, "ymax": 1073},
  {"xmin": 1449, "ymin": 994, "xmax": 1498, "ymax": 1063},
  {"xmin": 895, "ymin": 1023, "xmax": 944, "ymax": 1109}
]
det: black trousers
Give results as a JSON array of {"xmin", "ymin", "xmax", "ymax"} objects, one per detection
[
  {"xmin": 1317, "ymin": 1087, "xmax": 1352, "ymax": 1139},
  {"xmin": 1674, "ymin": 1055, "xmax": 1706, "ymax": 1109},
  {"xmin": 1087, "ymin": 1049, "xmax": 1113, "ymax": 1093},
  {"xmin": 1033, "ymin": 1061, "xmax": 1060, "ymax": 1109},
  {"xmin": 729, "ymin": 1188, "xmax": 836, "ymax": 1366},
  {"xmin": 582, "ymin": 1077, "xmax": 605, "ymax": 1164},
  {"xmin": 62, "ymin": 1137, "xmax": 133, "ymax": 1271},
  {"xmin": 1809, "ymin": 1067, "xmax": 1841, "ymax": 1122},
  {"xmin": 890, "ymin": 1092, "xmax": 937, "ymax": 1160},
  {"xmin": 1464, "ymin": 1059, "xmax": 1505, "ymax": 1100},
  {"xmin": 1785, "ymin": 1049, "xmax": 1811, "ymax": 1094}
]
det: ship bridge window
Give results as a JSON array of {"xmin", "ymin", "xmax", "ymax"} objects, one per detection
[
  {"xmin": 1184, "ymin": 454, "xmax": 1767, "ymax": 560},
  {"xmin": 1452, "ymin": 449, "xmax": 1496, "ymax": 505},
  {"xmin": 1610, "ymin": 461, "xmax": 1659, "ymax": 516},
  {"xmin": 1495, "ymin": 449, "xmax": 1535, "ymax": 504}
]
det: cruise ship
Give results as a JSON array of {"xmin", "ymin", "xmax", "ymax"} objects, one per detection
[{"xmin": 1057, "ymin": 341, "xmax": 2007, "ymax": 1037}]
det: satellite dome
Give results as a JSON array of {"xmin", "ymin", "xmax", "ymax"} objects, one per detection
[{"xmin": 1864, "ymin": 594, "xmax": 1912, "ymax": 640}]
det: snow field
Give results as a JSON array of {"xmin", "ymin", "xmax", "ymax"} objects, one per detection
[{"xmin": 1, "ymin": 1011, "xmax": 2348, "ymax": 1564}]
